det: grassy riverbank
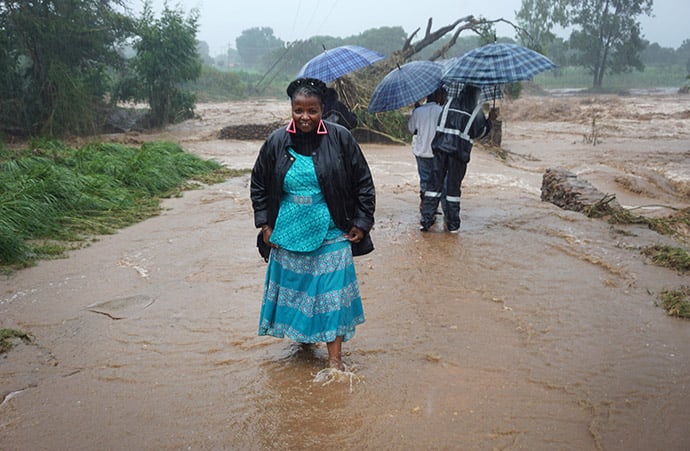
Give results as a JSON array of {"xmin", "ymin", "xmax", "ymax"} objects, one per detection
[{"xmin": 0, "ymin": 140, "xmax": 240, "ymax": 270}]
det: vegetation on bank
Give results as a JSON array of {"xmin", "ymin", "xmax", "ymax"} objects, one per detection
[
  {"xmin": 0, "ymin": 328, "xmax": 30, "ymax": 354},
  {"xmin": 642, "ymin": 245, "xmax": 690, "ymax": 272},
  {"xmin": 583, "ymin": 196, "xmax": 690, "ymax": 318},
  {"xmin": 657, "ymin": 286, "xmax": 690, "ymax": 319},
  {"xmin": 0, "ymin": 140, "xmax": 241, "ymax": 270},
  {"xmin": 585, "ymin": 195, "xmax": 690, "ymax": 247}
]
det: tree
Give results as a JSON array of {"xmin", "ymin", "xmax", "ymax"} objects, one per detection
[
  {"xmin": 555, "ymin": 0, "xmax": 653, "ymax": 88},
  {"xmin": 235, "ymin": 27, "xmax": 284, "ymax": 68},
  {"xmin": 197, "ymin": 40, "xmax": 214, "ymax": 65},
  {"xmin": 544, "ymin": 36, "xmax": 570, "ymax": 73},
  {"xmin": 226, "ymin": 47, "xmax": 240, "ymax": 65},
  {"xmin": 353, "ymin": 27, "xmax": 407, "ymax": 56},
  {"xmin": 126, "ymin": 1, "xmax": 202, "ymax": 126},
  {"xmin": 640, "ymin": 41, "xmax": 676, "ymax": 66},
  {"xmin": 515, "ymin": 0, "xmax": 566, "ymax": 53},
  {"xmin": 0, "ymin": 0, "xmax": 133, "ymax": 135},
  {"xmin": 677, "ymin": 39, "xmax": 690, "ymax": 75}
]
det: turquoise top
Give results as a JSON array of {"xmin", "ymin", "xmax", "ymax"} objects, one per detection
[{"xmin": 269, "ymin": 149, "xmax": 344, "ymax": 252}]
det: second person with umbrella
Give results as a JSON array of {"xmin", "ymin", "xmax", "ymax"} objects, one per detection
[
  {"xmin": 408, "ymin": 87, "xmax": 447, "ymax": 211},
  {"xmin": 420, "ymin": 84, "xmax": 491, "ymax": 233}
]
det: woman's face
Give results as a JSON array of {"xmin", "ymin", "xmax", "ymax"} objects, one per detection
[{"xmin": 291, "ymin": 93, "xmax": 323, "ymax": 133}]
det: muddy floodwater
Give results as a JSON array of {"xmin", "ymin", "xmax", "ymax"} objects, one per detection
[{"xmin": 2, "ymin": 93, "xmax": 690, "ymax": 450}]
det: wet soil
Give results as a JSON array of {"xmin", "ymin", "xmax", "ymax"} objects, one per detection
[{"xmin": 2, "ymin": 92, "xmax": 690, "ymax": 450}]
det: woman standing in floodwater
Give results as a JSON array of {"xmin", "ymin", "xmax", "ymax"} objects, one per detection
[{"xmin": 250, "ymin": 77, "xmax": 376, "ymax": 370}]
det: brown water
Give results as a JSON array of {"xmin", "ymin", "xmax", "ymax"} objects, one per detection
[{"xmin": 2, "ymin": 94, "xmax": 690, "ymax": 450}]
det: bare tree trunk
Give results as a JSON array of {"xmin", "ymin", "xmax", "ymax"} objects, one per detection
[{"xmin": 400, "ymin": 16, "xmax": 479, "ymax": 60}]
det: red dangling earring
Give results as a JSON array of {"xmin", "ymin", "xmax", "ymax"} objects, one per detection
[
  {"xmin": 317, "ymin": 119, "xmax": 327, "ymax": 134},
  {"xmin": 286, "ymin": 119, "xmax": 297, "ymax": 134}
]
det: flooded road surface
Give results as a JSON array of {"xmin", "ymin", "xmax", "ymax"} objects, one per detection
[{"xmin": 2, "ymin": 94, "xmax": 690, "ymax": 450}]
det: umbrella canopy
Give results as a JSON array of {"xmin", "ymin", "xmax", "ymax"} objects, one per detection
[
  {"xmin": 441, "ymin": 43, "xmax": 556, "ymax": 86},
  {"xmin": 442, "ymin": 80, "xmax": 504, "ymax": 104},
  {"xmin": 368, "ymin": 60, "xmax": 443, "ymax": 113},
  {"xmin": 296, "ymin": 45, "xmax": 385, "ymax": 83}
]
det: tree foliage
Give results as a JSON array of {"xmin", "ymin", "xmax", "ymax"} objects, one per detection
[
  {"xmin": 641, "ymin": 42, "xmax": 677, "ymax": 66},
  {"xmin": 544, "ymin": 37, "xmax": 570, "ymax": 71},
  {"xmin": 0, "ymin": 0, "xmax": 133, "ymax": 135},
  {"xmin": 1, "ymin": 0, "xmax": 204, "ymax": 136},
  {"xmin": 555, "ymin": 0, "xmax": 653, "ymax": 88},
  {"xmin": 121, "ymin": 1, "xmax": 202, "ymax": 126},
  {"xmin": 249, "ymin": 27, "xmax": 409, "ymax": 93},
  {"xmin": 235, "ymin": 27, "xmax": 284, "ymax": 69},
  {"xmin": 197, "ymin": 40, "xmax": 213, "ymax": 65},
  {"xmin": 678, "ymin": 39, "xmax": 690, "ymax": 75},
  {"xmin": 515, "ymin": 0, "xmax": 566, "ymax": 53},
  {"xmin": 354, "ymin": 27, "xmax": 408, "ymax": 56}
]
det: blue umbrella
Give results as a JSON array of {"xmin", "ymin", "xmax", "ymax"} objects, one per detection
[
  {"xmin": 297, "ymin": 45, "xmax": 385, "ymax": 83},
  {"xmin": 442, "ymin": 43, "xmax": 556, "ymax": 85},
  {"xmin": 439, "ymin": 60, "xmax": 502, "ymax": 102},
  {"xmin": 368, "ymin": 60, "xmax": 443, "ymax": 113},
  {"xmin": 442, "ymin": 80, "xmax": 504, "ymax": 104}
]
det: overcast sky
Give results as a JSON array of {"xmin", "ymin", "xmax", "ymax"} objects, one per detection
[{"xmin": 142, "ymin": 0, "xmax": 688, "ymax": 56}]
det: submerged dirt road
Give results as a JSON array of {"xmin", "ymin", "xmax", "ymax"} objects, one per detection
[{"xmin": 2, "ymin": 93, "xmax": 690, "ymax": 450}]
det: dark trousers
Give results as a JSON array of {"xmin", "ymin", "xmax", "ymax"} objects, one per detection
[
  {"xmin": 415, "ymin": 156, "xmax": 434, "ymax": 197},
  {"xmin": 416, "ymin": 155, "xmax": 448, "ymax": 209},
  {"xmin": 420, "ymin": 151, "xmax": 468, "ymax": 231}
]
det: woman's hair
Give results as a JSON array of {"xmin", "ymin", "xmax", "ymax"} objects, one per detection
[{"xmin": 287, "ymin": 78, "xmax": 328, "ymax": 102}]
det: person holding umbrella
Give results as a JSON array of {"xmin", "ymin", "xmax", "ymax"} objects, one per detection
[
  {"xmin": 420, "ymin": 84, "xmax": 490, "ymax": 233},
  {"xmin": 251, "ymin": 77, "xmax": 376, "ymax": 371},
  {"xmin": 421, "ymin": 43, "xmax": 554, "ymax": 233},
  {"xmin": 407, "ymin": 87, "xmax": 447, "ymax": 210}
]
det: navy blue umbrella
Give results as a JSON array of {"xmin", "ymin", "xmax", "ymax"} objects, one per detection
[
  {"xmin": 297, "ymin": 45, "xmax": 385, "ymax": 83},
  {"xmin": 368, "ymin": 60, "xmax": 443, "ymax": 113},
  {"xmin": 439, "ymin": 59, "xmax": 504, "ymax": 103},
  {"xmin": 442, "ymin": 79, "xmax": 504, "ymax": 104},
  {"xmin": 442, "ymin": 43, "xmax": 556, "ymax": 85}
]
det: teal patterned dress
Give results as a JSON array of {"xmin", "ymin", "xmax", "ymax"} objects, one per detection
[{"xmin": 258, "ymin": 149, "xmax": 365, "ymax": 343}]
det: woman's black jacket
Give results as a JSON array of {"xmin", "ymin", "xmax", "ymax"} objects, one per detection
[{"xmin": 250, "ymin": 121, "xmax": 376, "ymax": 256}]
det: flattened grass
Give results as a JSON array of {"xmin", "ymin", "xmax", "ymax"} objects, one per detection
[
  {"xmin": 642, "ymin": 244, "xmax": 690, "ymax": 272},
  {"xmin": 657, "ymin": 286, "xmax": 690, "ymax": 319},
  {"xmin": 641, "ymin": 245, "xmax": 690, "ymax": 319},
  {"xmin": 0, "ymin": 328, "xmax": 30, "ymax": 353},
  {"xmin": 0, "ymin": 140, "xmax": 237, "ymax": 268}
]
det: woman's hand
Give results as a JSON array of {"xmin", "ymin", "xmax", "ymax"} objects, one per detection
[
  {"xmin": 262, "ymin": 225, "xmax": 278, "ymax": 248},
  {"xmin": 346, "ymin": 227, "xmax": 364, "ymax": 243}
]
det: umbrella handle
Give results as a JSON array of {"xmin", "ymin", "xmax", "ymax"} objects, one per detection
[{"xmin": 488, "ymin": 107, "xmax": 498, "ymax": 121}]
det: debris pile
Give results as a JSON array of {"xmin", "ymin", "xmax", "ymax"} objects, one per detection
[
  {"xmin": 541, "ymin": 168, "xmax": 621, "ymax": 213},
  {"xmin": 218, "ymin": 122, "xmax": 285, "ymax": 140}
]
